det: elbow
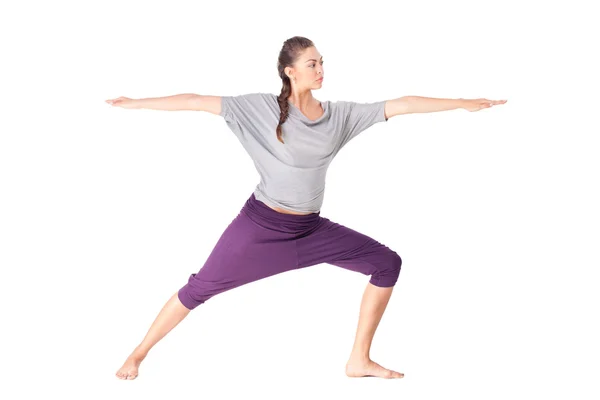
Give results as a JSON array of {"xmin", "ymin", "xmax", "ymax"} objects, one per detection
[{"xmin": 185, "ymin": 94, "xmax": 203, "ymax": 111}]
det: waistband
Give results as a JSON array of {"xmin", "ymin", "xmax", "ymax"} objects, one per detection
[{"xmin": 242, "ymin": 193, "xmax": 322, "ymax": 232}]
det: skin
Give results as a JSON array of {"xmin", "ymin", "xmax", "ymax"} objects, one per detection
[
  {"xmin": 116, "ymin": 46, "xmax": 403, "ymax": 380},
  {"xmin": 284, "ymin": 46, "xmax": 326, "ymax": 126}
]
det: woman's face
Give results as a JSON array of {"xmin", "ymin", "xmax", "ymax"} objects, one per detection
[{"xmin": 288, "ymin": 47, "xmax": 324, "ymax": 89}]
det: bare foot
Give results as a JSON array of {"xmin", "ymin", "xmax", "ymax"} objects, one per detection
[
  {"xmin": 115, "ymin": 351, "xmax": 146, "ymax": 380},
  {"xmin": 346, "ymin": 358, "xmax": 404, "ymax": 379}
]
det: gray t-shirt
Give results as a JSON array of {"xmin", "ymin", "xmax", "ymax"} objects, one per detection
[{"xmin": 220, "ymin": 92, "xmax": 388, "ymax": 213}]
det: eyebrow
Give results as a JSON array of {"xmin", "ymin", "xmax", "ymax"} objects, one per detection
[{"xmin": 305, "ymin": 56, "xmax": 323, "ymax": 63}]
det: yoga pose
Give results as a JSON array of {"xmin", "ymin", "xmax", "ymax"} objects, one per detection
[{"xmin": 107, "ymin": 36, "xmax": 506, "ymax": 380}]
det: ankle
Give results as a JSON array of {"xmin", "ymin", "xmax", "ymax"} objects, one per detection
[
  {"xmin": 348, "ymin": 350, "xmax": 371, "ymax": 363},
  {"xmin": 131, "ymin": 346, "xmax": 149, "ymax": 359}
]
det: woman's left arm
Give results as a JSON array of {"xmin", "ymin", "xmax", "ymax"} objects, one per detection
[{"xmin": 385, "ymin": 96, "xmax": 507, "ymax": 118}]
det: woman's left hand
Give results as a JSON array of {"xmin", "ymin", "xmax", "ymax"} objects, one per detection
[{"xmin": 462, "ymin": 98, "xmax": 507, "ymax": 112}]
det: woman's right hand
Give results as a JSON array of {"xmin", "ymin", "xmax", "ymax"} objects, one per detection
[{"xmin": 105, "ymin": 96, "xmax": 137, "ymax": 109}]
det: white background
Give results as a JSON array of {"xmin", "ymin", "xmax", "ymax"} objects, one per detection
[{"xmin": 1, "ymin": 0, "xmax": 599, "ymax": 399}]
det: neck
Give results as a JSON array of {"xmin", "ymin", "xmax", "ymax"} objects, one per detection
[{"xmin": 288, "ymin": 91, "xmax": 317, "ymax": 109}]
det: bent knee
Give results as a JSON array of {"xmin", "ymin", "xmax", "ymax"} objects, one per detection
[
  {"xmin": 370, "ymin": 251, "xmax": 402, "ymax": 287},
  {"xmin": 388, "ymin": 251, "xmax": 402, "ymax": 279},
  {"xmin": 385, "ymin": 251, "xmax": 402, "ymax": 274},
  {"xmin": 393, "ymin": 251, "xmax": 402, "ymax": 271}
]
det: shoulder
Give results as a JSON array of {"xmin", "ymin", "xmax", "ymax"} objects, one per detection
[
  {"xmin": 325, "ymin": 99, "xmax": 349, "ymax": 118},
  {"xmin": 327, "ymin": 99, "xmax": 351, "ymax": 111},
  {"xmin": 222, "ymin": 92, "xmax": 274, "ymax": 102},
  {"xmin": 329, "ymin": 99, "xmax": 386, "ymax": 116},
  {"xmin": 227, "ymin": 92, "xmax": 280, "ymax": 109},
  {"xmin": 221, "ymin": 92, "xmax": 281, "ymax": 122}
]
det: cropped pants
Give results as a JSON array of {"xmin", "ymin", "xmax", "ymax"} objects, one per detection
[{"xmin": 178, "ymin": 192, "xmax": 402, "ymax": 310}]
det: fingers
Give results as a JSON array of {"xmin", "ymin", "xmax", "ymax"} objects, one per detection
[
  {"xmin": 467, "ymin": 98, "xmax": 507, "ymax": 112},
  {"xmin": 482, "ymin": 99, "xmax": 507, "ymax": 108},
  {"xmin": 105, "ymin": 96, "xmax": 125, "ymax": 106}
]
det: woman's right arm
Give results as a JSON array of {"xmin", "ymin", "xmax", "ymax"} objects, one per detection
[{"xmin": 105, "ymin": 94, "xmax": 223, "ymax": 115}]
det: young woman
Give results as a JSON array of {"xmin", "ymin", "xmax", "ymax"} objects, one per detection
[{"xmin": 107, "ymin": 36, "xmax": 506, "ymax": 381}]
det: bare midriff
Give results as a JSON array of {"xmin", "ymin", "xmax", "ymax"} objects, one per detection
[{"xmin": 266, "ymin": 204, "xmax": 314, "ymax": 215}]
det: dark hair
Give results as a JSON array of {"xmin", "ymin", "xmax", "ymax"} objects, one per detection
[{"xmin": 276, "ymin": 36, "xmax": 315, "ymax": 144}]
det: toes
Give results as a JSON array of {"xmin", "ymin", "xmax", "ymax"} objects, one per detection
[
  {"xmin": 390, "ymin": 369, "xmax": 403, "ymax": 378},
  {"xmin": 116, "ymin": 369, "xmax": 138, "ymax": 380}
]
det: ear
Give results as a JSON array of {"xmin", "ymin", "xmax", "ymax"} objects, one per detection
[{"xmin": 284, "ymin": 66, "xmax": 293, "ymax": 79}]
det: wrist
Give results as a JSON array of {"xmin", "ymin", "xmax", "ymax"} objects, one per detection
[{"xmin": 132, "ymin": 98, "xmax": 144, "ymax": 109}]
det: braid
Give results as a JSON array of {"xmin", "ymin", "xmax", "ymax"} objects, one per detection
[
  {"xmin": 276, "ymin": 79, "xmax": 292, "ymax": 144},
  {"xmin": 275, "ymin": 36, "xmax": 314, "ymax": 144}
]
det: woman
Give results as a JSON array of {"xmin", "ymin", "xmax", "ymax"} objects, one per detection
[{"xmin": 107, "ymin": 36, "xmax": 506, "ymax": 380}]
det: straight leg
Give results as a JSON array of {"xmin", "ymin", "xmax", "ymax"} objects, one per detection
[
  {"xmin": 116, "ymin": 200, "xmax": 297, "ymax": 380},
  {"xmin": 116, "ymin": 291, "xmax": 190, "ymax": 380},
  {"xmin": 345, "ymin": 283, "xmax": 403, "ymax": 379}
]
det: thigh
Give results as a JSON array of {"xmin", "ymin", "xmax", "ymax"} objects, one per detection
[
  {"xmin": 178, "ymin": 211, "xmax": 298, "ymax": 309},
  {"xmin": 203, "ymin": 211, "xmax": 297, "ymax": 279},
  {"xmin": 296, "ymin": 216, "xmax": 399, "ymax": 276}
]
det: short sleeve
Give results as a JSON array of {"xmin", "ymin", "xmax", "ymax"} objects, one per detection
[
  {"xmin": 220, "ymin": 93, "xmax": 256, "ymax": 124},
  {"xmin": 337, "ymin": 100, "xmax": 388, "ymax": 149},
  {"xmin": 219, "ymin": 92, "xmax": 276, "ymax": 141},
  {"xmin": 219, "ymin": 92, "xmax": 276, "ymax": 122}
]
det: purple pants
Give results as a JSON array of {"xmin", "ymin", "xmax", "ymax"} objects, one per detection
[{"xmin": 178, "ymin": 193, "xmax": 402, "ymax": 310}]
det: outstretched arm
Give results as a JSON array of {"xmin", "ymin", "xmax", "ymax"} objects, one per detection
[
  {"xmin": 385, "ymin": 96, "xmax": 507, "ymax": 118},
  {"xmin": 105, "ymin": 94, "xmax": 224, "ymax": 115}
]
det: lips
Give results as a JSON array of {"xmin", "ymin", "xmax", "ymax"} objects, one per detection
[{"xmin": 317, "ymin": 78, "xmax": 323, "ymax": 81}]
